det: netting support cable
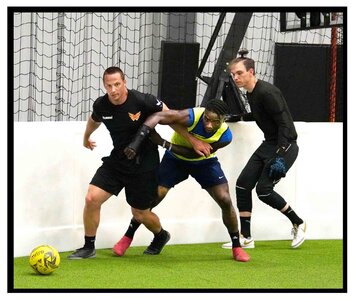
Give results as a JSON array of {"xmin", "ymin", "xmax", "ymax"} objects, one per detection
[
  {"xmin": 329, "ymin": 12, "xmax": 337, "ymax": 122},
  {"xmin": 196, "ymin": 12, "xmax": 226, "ymax": 83},
  {"xmin": 201, "ymin": 12, "xmax": 252, "ymax": 106},
  {"xmin": 55, "ymin": 13, "xmax": 65, "ymax": 121}
]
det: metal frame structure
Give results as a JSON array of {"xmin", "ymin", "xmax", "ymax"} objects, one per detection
[{"xmin": 196, "ymin": 12, "xmax": 252, "ymax": 120}]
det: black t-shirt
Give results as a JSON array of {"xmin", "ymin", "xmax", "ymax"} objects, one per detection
[
  {"xmin": 246, "ymin": 80, "xmax": 297, "ymax": 148},
  {"xmin": 91, "ymin": 89, "xmax": 164, "ymax": 174}
]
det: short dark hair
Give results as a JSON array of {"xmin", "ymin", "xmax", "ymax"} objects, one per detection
[
  {"xmin": 228, "ymin": 57, "xmax": 255, "ymax": 74},
  {"xmin": 103, "ymin": 66, "xmax": 125, "ymax": 81},
  {"xmin": 205, "ymin": 99, "xmax": 229, "ymax": 117}
]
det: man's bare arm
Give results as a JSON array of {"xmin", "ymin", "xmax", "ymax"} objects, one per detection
[
  {"xmin": 170, "ymin": 124, "xmax": 212, "ymax": 157},
  {"xmin": 83, "ymin": 116, "xmax": 101, "ymax": 150},
  {"xmin": 123, "ymin": 110, "xmax": 189, "ymax": 159},
  {"xmin": 144, "ymin": 109, "xmax": 189, "ymax": 128}
]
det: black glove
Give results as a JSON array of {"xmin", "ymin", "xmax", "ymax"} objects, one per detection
[
  {"xmin": 124, "ymin": 124, "xmax": 152, "ymax": 160},
  {"xmin": 268, "ymin": 144, "xmax": 291, "ymax": 180},
  {"xmin": 268, "ymin": 156, "xmax": 287, "ymax": 180}
]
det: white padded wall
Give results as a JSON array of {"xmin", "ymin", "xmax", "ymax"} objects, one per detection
[{"xmin": 13, "ymin": 121, "xmax": 343, "ymax": 257}]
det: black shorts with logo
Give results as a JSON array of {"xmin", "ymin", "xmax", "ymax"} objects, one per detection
[{"xmin": 90, "ymin": 162, "xmax": 159, "ymax": 210}]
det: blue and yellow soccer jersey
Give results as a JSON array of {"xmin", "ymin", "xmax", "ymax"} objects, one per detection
[{"xmin": 170, "ymin": 107, "xmax": 232, "ymax": 161}]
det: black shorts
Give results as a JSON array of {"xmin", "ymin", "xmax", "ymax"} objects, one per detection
[{"xmin": 90, "ymin": 163, "xmax": 159, "ymax": 210}]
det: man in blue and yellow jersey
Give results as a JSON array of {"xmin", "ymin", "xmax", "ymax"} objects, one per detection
[{"xmin": 112, "ymin": 99, "xmax": 250, "ymax": 262}]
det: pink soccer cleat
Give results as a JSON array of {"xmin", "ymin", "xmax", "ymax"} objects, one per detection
[
  {"xmin": 232, "ymin": 247, "xmax": 250, "ymax": 262},
  {"xmin": 112, "ymin": 236, "xmax": 133, "ymax": 256}
]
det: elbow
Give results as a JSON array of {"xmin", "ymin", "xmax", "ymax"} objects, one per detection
[{"xmin": 145, "ymin": 115, "xmax": 161, "ymax": 128}]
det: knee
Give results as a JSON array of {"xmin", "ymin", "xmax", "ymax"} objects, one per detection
[
  {"xmin": 85, "ymin": 192, "xmax": 101, "ymax": 209},
  {"xmin": 85, "ymin": 192, "xmax": 93, "ymax": 204},
  {"xmin": 217, "ymin": 193, "xmax": 233, "ymax": 211},
  {"xmin": 256, "ymin": 183, "xmax": 273, "ymax": 200},
  {"xmin": 131, "ymin": 208, "xmax": 147, "ymax": 223},
  {"xmin": 256, "ymin": 185, "xmax": 286, "ymax": 210}
]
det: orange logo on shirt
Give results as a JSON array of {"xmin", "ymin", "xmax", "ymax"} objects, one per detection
[{"xmin": 128, "ymin": 111, "xmax": 141, "ymax": 121}]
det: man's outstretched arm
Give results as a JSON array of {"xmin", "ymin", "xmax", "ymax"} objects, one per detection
[{"xmin": 124, "ymin": 110, "xmax": 190, "ymax": 159}]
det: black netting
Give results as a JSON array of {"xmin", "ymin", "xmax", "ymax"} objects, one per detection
[{"xmin": 13, "ymin": 12, "xmax": 343, "ymax": 121}]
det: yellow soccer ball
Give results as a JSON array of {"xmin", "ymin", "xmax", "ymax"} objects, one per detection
[{"xmin": 29, "ymin": 245, "xmax": 60, "ymax": 275}]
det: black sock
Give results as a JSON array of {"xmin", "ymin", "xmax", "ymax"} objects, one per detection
[
  {"xmin": 282, "ymin": 206, "xmax": 303, "ymax": 226},
  {"xmin": 240, "ymin": 216, "xmax": 251, "ymax": 238},
  {"xmin": 124, "ymin": 218, "xmax": 141, "ymax": 238},
  {"xmin": 229, "ymin": 231, "xmax": 241, "ymax": 248},
  {"xmin": 84, "ymin": 235, "xmax": 95, "ymax": 249},
  {"xmin": 154, "ymin": 228, "xmax": 164, "ymax": 238}
]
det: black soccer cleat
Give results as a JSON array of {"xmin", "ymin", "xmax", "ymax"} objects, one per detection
[
  {"xmin": 67, "ymin": 247, "xmax": 96, "ymax": 259},
  {"xmin": 143, "ymin": 230, "xmax": 171, "ymax": 255}
]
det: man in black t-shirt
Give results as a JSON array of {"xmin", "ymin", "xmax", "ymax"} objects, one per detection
[
  {"xmin": 222, "ymin": 54, "xmax": 306, "ymax": 250},
  {"xmin": 68, "ymin": 66, "xmax": 171, "ymax": 259}
]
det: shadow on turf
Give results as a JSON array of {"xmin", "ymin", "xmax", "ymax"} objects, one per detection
[{"xmin": 68, "ymin": 241, "xmax": 306, "ymax": 264}]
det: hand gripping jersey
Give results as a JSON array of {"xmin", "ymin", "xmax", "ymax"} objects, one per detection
[{"xmin": 170, "ymin": 107, "xmax": 232, "ymax": 161}]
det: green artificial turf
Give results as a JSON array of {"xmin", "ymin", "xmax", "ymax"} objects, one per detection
[{"xmin": 12, "ymin": 240, "xmax": 344, "ymax": 290}]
